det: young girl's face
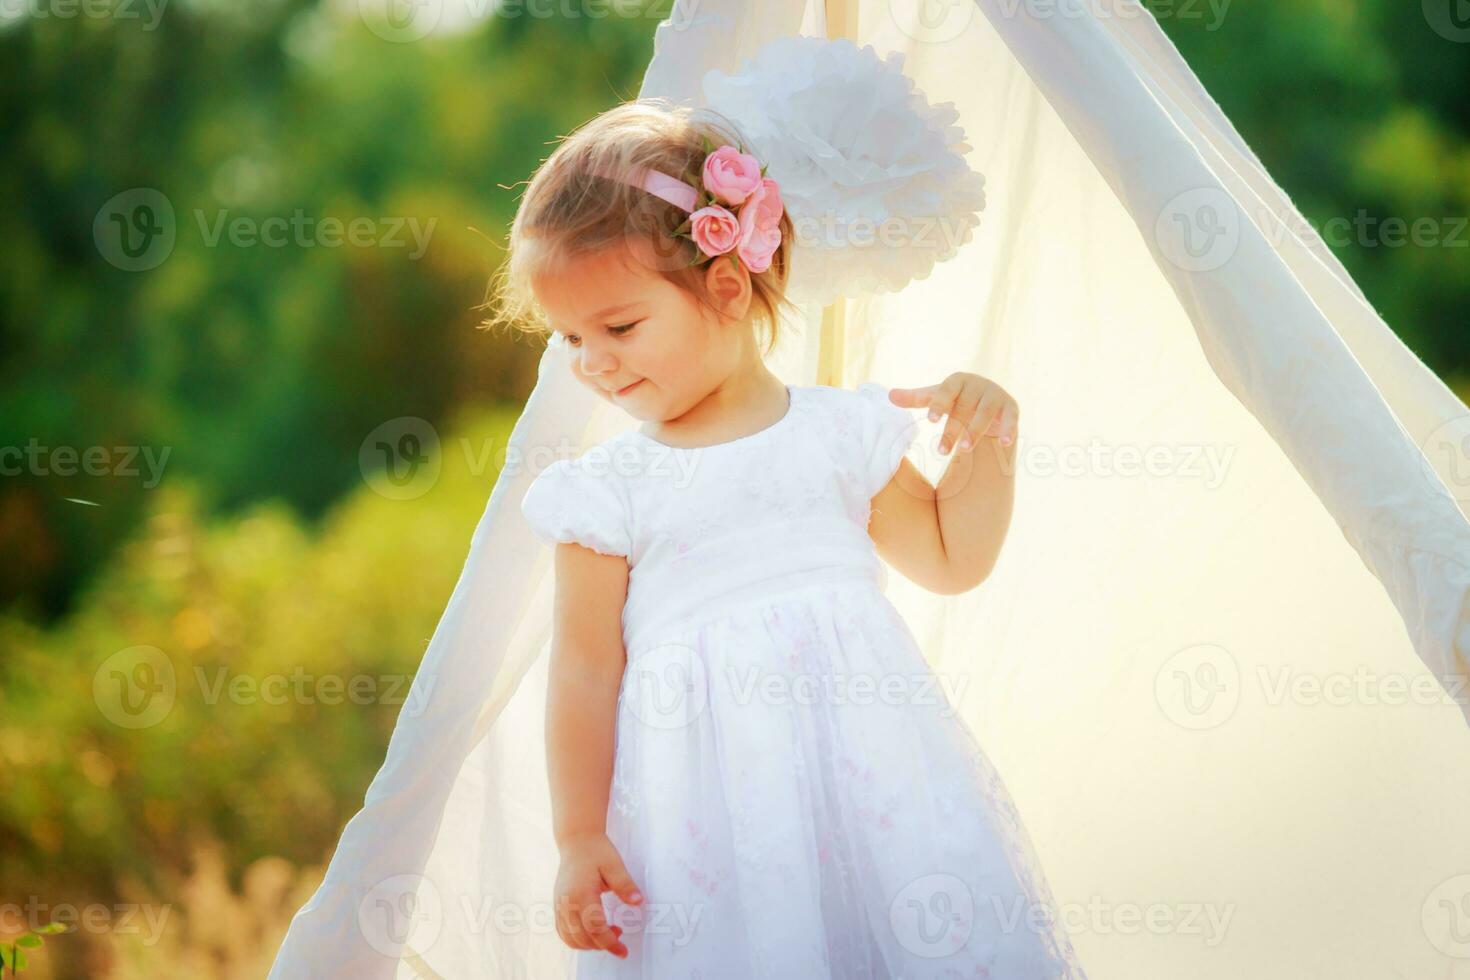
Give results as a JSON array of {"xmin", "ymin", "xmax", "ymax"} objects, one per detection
[{"xmin": 532, "ymin": 242, "xmax": 753, "ymax": 422}]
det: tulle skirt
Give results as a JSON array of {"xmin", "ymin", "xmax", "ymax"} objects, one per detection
[{"xmin": 577, "ymin": 579, "xmax": 1088, "ymax": 979}]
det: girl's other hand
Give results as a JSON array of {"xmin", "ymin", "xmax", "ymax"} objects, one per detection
[
  {"xmin": 553, "ymin": 831, "xmax": 644, "ymax": 958},
  {"xmin": 889, "ymin": 372, "xmax": 1018, "ymax": 454}
]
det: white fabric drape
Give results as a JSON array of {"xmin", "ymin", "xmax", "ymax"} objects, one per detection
[{"xmin": 269, "ymin": 1, "xmax": 1470, "ymax": 977}]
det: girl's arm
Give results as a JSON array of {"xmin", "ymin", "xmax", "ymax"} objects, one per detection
[
  {"xmin": 546, "ymin": 543, "xmax": 641, "ymax": 957},
  {"xmin": 546, "ymin": 542, "xmax": 628, "ymax": 845},
  {"xmin": 869, "ymin": 373, "xmax": 1019, "ymax": 595}
]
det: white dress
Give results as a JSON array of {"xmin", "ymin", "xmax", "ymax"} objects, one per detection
[{"xmin": 520, "ymin": 382, "xmax": 1089, "ymax": 980}]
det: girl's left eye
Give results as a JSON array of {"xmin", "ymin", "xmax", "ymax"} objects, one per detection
[{"xmin": 559, "ymin": 322, "xmax": 638, "ymax": 347}]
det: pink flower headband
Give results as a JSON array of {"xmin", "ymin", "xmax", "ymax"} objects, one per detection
[{"xmin": 595, "ymin": 137, "xmax": 784, "ymax": 274}]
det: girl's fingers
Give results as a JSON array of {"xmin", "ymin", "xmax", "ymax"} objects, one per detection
[
  {"xmin": 563, "ymin": 896, "xmax": 595, "ymax": 951},
  {"xmin": 977, "ymin": 394, "xmax": 1001, "ymax": 434},
  {"xmin": 554, "ymin": 895, "xmax": 577, "ymax": 948},
  {"xmin": 887, "ymin": 384, "xmax": 942, "ymax": 409},
  {"xmin": 976, "ymin": 390, "xmax": 1006, "ymax": 442},
  {"xmin": 955, "ymin": 394, "xmax": 1020, "ymax": 453},
  {"xmin": 579, "ymin": 903, "xmax": 627, "ymax": 958},
  {"xmin": 997, "ymin": 402, "xmax": 1018, "ymax": 446},
  {"xmin": 925, "ymin": 381, "xmax": 962, "ymax": 427},
  {"xmin": 892, "ymin": 377, "xmax": 1017, "ymax": 453},
  {"xmin": 601, "ymin": 860, "xmax": 644, "ymax": 907},
  {"xmin": 939, "ymin": 405, "xmax": 972, "ymax": 454},
  {"xmin": 951, "ymin": 408, "xmax": 986, "ymax": 453},
  {"xmin": 938, "ymin": 383, "xmax": 982, "ymax": 454}
]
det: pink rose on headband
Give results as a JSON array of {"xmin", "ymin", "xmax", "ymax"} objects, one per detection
[
  {"xmin": 702, "ymin": 145, "xmax": 763, "ymax": 207},
  {"xmin": 736, "ymin": 178, "xmax": 784, "ymax": 273},
  {"xmin": 689, "ymin": 204, "xmax": 740, "ymax": 256}
]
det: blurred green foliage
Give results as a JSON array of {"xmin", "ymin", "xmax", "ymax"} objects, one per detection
[
  {"xmin": 0, "ymin": 405, "xmax": 518, "ymax": 975},
  {"xmin": 0, "ymin": 0, "xmax": 658, "ymax": 622},
  {"xmin": 0, "ymin": 0, "xmax": 1466, "ymax": 975}
]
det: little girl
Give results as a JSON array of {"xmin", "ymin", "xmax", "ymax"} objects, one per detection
[{"xmin": 497, "ymin": 101, "xmax": 1089, "ymax": 978}]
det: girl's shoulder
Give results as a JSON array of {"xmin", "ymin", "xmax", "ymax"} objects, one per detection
[
  {"xmin": 798, "ymin": 382, "xmax": 921, "ymax": 498},
  {"xmin": 518, "ymin": 437, "xmax": 636, "ymax": 558},
  {"xmin": 797, "ymin": 381, "xmax": 916, "ymax": 434},
  {"xmin": 798, "ymin": 380, "xmax": 903, "ymax": 406}
]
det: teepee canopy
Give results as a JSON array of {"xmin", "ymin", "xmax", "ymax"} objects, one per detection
[{"xmin": 269, "ymin": 1, "xmax": 1470, "ymax": 977}]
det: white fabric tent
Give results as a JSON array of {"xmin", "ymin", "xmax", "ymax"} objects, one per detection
[{"xmin": 269, "ymin": 1, "xmax": 1470, "ymax": 977}]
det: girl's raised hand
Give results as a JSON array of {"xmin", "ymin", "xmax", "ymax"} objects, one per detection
[
  {"xmin": 889, "ymin": 372, "xmax": 1018, "ymax": 454},
  {"xmin": 553, "ymin": 831, "xmax": 643, "ymax": 959}
]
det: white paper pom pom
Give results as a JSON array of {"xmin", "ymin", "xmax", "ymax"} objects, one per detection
[{"xmin": 700, "ymin": 36, "xmax": 988, "ymax": 306}]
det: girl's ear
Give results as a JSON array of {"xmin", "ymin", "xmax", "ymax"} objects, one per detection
[{"xmin": 703, "ymin": 255, "xmax": 753, "ymax": 323}]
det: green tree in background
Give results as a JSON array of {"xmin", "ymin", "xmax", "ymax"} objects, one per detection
[{"xmin": 0, "ymin": 1, "xmax": 656, "ymax": 621}]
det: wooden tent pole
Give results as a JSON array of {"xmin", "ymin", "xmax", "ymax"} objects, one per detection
[{"xmin": 815, "ymin": 0, "xmax": 857, "ymax": 389}]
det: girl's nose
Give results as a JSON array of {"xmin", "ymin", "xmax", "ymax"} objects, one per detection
[{"xmin": 578, "ymin": 345, "xmax": 618, "ymax": 375}]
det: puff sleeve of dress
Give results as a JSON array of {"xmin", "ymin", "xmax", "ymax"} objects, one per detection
[
  {"xmin": 519, "ymin": 457, "xmax": 632, "ymax": 558},
  {"xmin": 856, "ymin": 381, "xmax": 920, "ymax": 498}
]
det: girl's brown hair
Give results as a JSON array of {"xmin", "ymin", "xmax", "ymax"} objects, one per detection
[{"xmin": 479, "ymin": 99, "xmax": 797, "ymax": 358}]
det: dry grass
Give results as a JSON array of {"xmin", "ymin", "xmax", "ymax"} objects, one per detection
[{"xmin": 98, "ymin": 838, "xmax": 324, "ymax": 980}]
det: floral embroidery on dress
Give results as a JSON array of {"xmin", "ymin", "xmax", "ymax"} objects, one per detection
[{"xmin": 676, "ymin": 818, "xmax": 730, "ymax": 899}]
